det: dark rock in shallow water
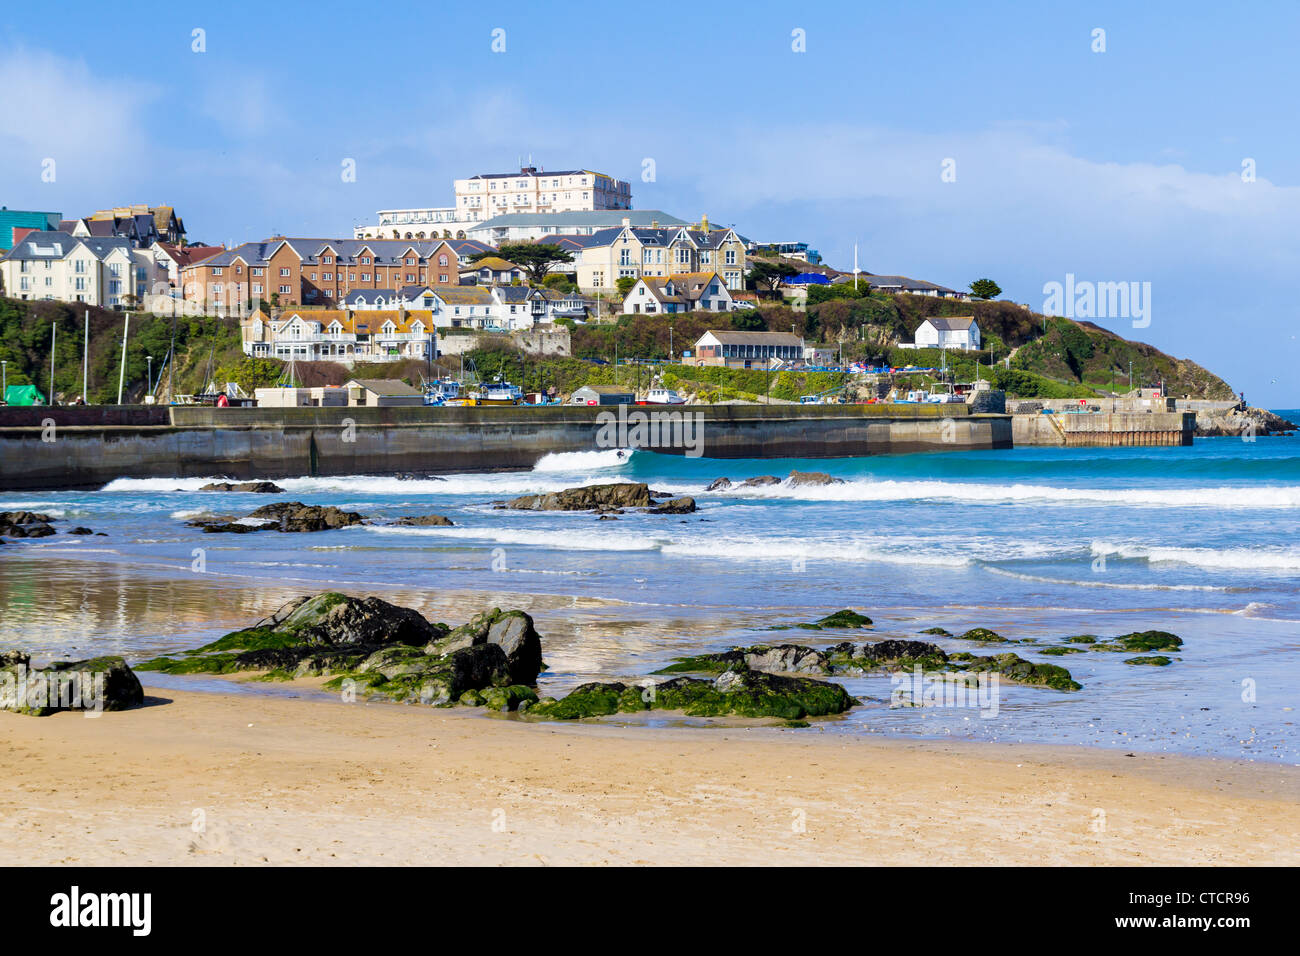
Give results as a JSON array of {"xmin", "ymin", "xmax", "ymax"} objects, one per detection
[
  {"xmin": 392, "ymin": 514, "xmax": 454, "ymax": 527},
  {"xmin": 1094, "ymin": 630, "xmax": 1183, "ymax": 653},
  {"xmin": 648, "ymin": 496, "xmax": 697, "ymax": 515},
  {"xmin": 1, "ymin": 652, "xmax": 143, "ymax": 716},
  {"xmin": 958, "ymin": 627, "xmax": 1007, "ymax": 643},
  {"xmin": 0, "ymin": 512, "xmax": 58, "ymax": 538},
  {"xmin": 706, "ymin": 477, "xmax": 732, "ymax": 491},
  {"xmin": 498, "ymin": 482, "xmax": 652, "ymax": 512},
  {"xmin": 67, "ymin": 527, "xmax": 95, "ymax": 536},
  {"xmin": 786, "ymin": 470, "xmax": 843, "ymax": 487},
  {"xmin": 191, "ymin": 502, "xmax": 365, "ymax": 533},
  {"xmin": 199, "ymin": 481, "xmax": 285, "ymax": 493},
  {"xmin": 739, "ymin": 475, "xmax": 781, "ymax": 488}
]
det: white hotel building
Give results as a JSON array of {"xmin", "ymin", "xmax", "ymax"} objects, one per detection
[{"xmin": 354, "ymin": 164, "xmax": 632, "ymax": 240}]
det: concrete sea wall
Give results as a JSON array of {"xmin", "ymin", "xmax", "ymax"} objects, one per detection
[
  {"xmin": 0, "ymin": 403, "xmax": 1012, "ymax": 490},
  {"xmin": 1013, "ymin": 411, "xmax": 1195, "ymax": 446}
]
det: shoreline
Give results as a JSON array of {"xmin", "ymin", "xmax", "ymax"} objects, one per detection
[{"xmin": 3, "ymin": 684, "xmax": 1296, "ymax": 866}]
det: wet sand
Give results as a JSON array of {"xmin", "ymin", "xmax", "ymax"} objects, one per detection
[{"xmin": 2, "ymin": 685, "xmax": 1296, "ymax": 866}]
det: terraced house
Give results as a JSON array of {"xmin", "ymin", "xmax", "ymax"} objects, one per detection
[
  {"xmin": 552, "ymin": 216, "xmax": 747, "ymax": 292},
  {"xmin": 180, "ymin": 237, "xmax": 494, "ymax": 310}
]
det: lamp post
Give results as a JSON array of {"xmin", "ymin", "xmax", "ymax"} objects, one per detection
[
  {"xmin": 2, "ymin": 361, "xmax": 6, "ymax": 400},
  {"xmin": 669, "ymin": 325, "xmax": 673, "ymax": 363},
  {"xmin": 147, "ymin": 355, "xmax": 153, "ymax": 394}
]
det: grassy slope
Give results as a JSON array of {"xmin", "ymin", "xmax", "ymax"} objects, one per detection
[{"xmin": 0, "ymin": 291, "xmax": 1235, "ymax": 403}]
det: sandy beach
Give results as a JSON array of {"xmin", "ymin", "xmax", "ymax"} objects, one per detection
[{"xmin": 2, "ymin": 685, "xmax": 1296, "ymax": 866}]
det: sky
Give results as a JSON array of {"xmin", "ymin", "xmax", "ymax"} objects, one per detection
[{"xmin": 2, "ymin": 0, "xmax": 1298, "ymax": 405}]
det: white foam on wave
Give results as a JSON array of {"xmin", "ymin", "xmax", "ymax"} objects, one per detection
[
  {"xmin": 1092, "ymin": 540, "xmax": 1300, "ymax": 572},
  {"xmin": 363, "ymin": 524, "xmax": 663, "ymax": 552},
  {"xmin": 0, "ymin": 502, "xmax": 68, "ymax": 516},
  {"xmin": 104, "ymin": 472, "xmax": 645, "ymax": 499},
  {"xmin": 984, "ymin": 566, "xmax": 1239, "ymax": 592},
  {"xmin": 712, "ymin": 478, "xmax": 1300, "ymax": 509},
  {"xmin": 531, "ymin": 448, "xmax": 635, "ymax": 472}
]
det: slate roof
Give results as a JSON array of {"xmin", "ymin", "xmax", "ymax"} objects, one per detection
[{"xmin": 920, "ymin": 316, "xmax": 977, "ymax": 330}]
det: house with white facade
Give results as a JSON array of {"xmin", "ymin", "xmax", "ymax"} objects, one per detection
[
  {"xmin": 241, "ymin": 309, "xmax": 437, "ymax": 363},
  {"xmin": 0, "ymin": 230, "xmax": 150, "ymax": 309},
  {"xmin": 622, "ymin": 272, "xmax": 735, "ymax": 314},
  {"xmin": 688, "ymin": 330, "xmax": 804, "ymax": 369},
  {"xmin": 903, "ymin": 316, "xmax": 981, "ymax": 351}
]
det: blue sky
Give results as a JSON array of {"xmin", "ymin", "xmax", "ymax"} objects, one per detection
[{"xmin": 2, "ymin": 1, "xmax": 1298, "ymax": 404}]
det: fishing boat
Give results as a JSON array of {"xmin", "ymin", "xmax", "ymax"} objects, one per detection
[
  {"xmin": 423, "ymin": 378, "xmax": 464, "ymax": 406},
  {"xmin": 639, "ymin": 387, "xmax": 685, "ymax": 405},
  {"xmin": 473, "ymin": 379, "xmax": 523, "ymax": 406}
]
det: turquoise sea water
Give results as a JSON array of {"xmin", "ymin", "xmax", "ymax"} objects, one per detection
[{"xmin": 2, "ymin": 415, "xmax": 1298, "ymax": 762}]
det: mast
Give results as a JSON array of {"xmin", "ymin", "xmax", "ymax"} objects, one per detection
[
  {"xmin": 82, "ymin": 310, "xmax": 89, "ymax": 403},
  {"xmin": 117, "ymin": 313, "xmax": 130, "ymax": 404},
  {"xmin": 49, "ymin": 322, "xmax": 56, "ymax": 406}
]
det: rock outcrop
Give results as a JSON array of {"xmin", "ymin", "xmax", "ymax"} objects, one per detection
[
  {"xmin": 189, "ymin": 502, "xmax": 365, "ymax": 533},
  {"xmin": 137, "ymin": 594, "xmax": 547, "ymax": 705},
  {"xmin": 199, "ymin": 481, "xmax": 286, "ymax": 493},
  {"xmin": 392, "ymin": 514, "xmax": 455, "ymax": 527},
  {"xmin": 498, "ymin": 482, "xmax": 653, "ymax": 512},
  {"xmin": 1, "ymin": 652, "xmax": 144, "ymax": 716},
  {"xmin": 527, "ymin": 669, "xmax": 856, "ymax": 721},
  {"xmin": 0, "ymin": 512, "xmax": 58, "ymax": 538}
]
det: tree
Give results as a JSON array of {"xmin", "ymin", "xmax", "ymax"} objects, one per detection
[
  {"xmin": 969, "ymin": 278, "xmax": 1002, "ymax": 300},
  {"xmin": 616, "ymin": 276, "xmax": 638, "ymax": 296},
  {"xmin": 748, "ymin": 261, "xmax": 799, "ymax": 295},
  {"xmin": 473, "ymin": 243, "xmax": 575, "ymax": 286},
  {"xmin": 730, "ymin": 311, "xmax": 766, "ymax": 331}
]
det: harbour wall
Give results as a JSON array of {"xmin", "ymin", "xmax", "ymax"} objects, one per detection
[
  {"xmin": 1012, "ymin": 411, "xmax": 1195, "ymax": 446},
  {"xmin": 0, "ymin": 403, "xmax": 1012, "ymax": 490}
]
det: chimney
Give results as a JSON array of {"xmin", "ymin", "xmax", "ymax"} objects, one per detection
[
  {"xmin": 621, "ymin": 217, "xmax": 631, "ymax": 228},
  {"xmin": 700, "ymin": 214, "xmax": 710, "ymax": 232}
]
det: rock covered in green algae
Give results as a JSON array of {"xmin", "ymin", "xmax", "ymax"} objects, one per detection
[
  {"xmin": 958, "ymin": 628, "xmax": 1008, "ymax": 643},
  {"xmin": 481, "ymin": 685, "xmax": 540, "ymax": 712},
  {"xmin": 137, "ymin": 594, "xmax": 549, "ymax": 707},
  {"xmin": 657, "ymin": 643, "xmax": 831, "ymax": 676},
  {"xmin": 1037, "ymin": 646, "xmax": 1088, "ymax": 656},
  {"xmin": 527, "ymin": 670, "xmax": 857, "ymax": 722},
  {"xmin": 1093, "ymin": 630, "xmax": 1183, "ymax": 653},
  {"xmin": 1125, "ymin": 655, "xmax": 1173, "ymax": 666},
  {"xmin": 812, "ymin": 609, "xmax": 873, "ymax": 629},
  {"xmin": 1, "ymin": 652, "xmax": 143, "ymax": 716},
  {"xmin": 962, "ymin": 653, "xmax": 1081, "ymax": 691},
  {"xmin": 427, "ymin": 607, "xmax": 544, "ymax": 685},
  {"xmin": 659, "ymin": 638, "xmax": 947, "ymax": 678},
  {"xmin": 920, "ymin": 627, "xmax": 952, "ymax": 637}
]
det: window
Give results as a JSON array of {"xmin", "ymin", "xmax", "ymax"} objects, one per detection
[
  {"xmin": 75, "ymin": 260, "xmax": 86, "ymax": 274},
  {"xmin": 323, "ymin": 255, "xmax": 333, "ymax": 264},
  {"xmin": 110, "ymin": 262, "xmax": 122, "ymax": 276},
  {"xmin": 252, "ymin": 283, "xmax": 262, "ymax": 293},
  {"xmin": 211, "ymin": 283, "xmax": 222, "ymax": 293},
  {"xmin": 280, "ymin": 268, "xmax": 290, "ymax": 277},
  {"xmin": 279, "ymin": 285, "xmax": 291, "ymax": 294},
  {"xmin": 361, "ymin": 273, "xmax": 371, "ymax": 281},
  {"xmin": 361, "ymin": 256, "xmax": 371, "ymax": 265},
  {"xmin": 252, "ymin": 267, "xmax": 263, "ymax": 276},
  {"xmin": 438, "ymin": 255, "xmax": 448, "ymax": 267},
  {"xmin": 212, "ymin": 266, "xmax": 222, "ymax": 275},
  {"xmin": 75, "ymin": 277, "xmax": 86, "ymax": 291},
  {"xmin": 725, "ymin": 250, "xmax": 737, "ymax": 264}
]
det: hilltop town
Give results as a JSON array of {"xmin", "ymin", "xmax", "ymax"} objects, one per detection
[{"xmin": 0, "ymin": 163, "xmax": 1270, "ymax": 432}]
